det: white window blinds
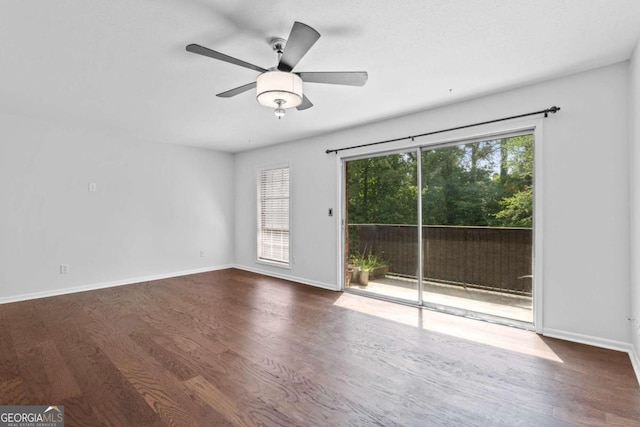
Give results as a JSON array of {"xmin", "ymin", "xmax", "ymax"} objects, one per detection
[{"xmin": 258, "ymin": 166, "xmax": 290, "ymax": 265}]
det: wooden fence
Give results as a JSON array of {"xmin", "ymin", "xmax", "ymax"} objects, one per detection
[{"xmin": 349, "ymin": 224, "xmax": 533, "ymax": 294}]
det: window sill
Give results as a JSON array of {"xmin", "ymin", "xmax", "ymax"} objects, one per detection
[{"xmin": 256, "ymin": 259, "xmax": 291, "ymax": 270}]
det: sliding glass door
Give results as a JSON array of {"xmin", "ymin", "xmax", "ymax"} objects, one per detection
[
  {"xmin": 420, "ymin": 135, "xmax": 533, "ymax": 322},
  {"xmin": 345, "ymin": 151, "xmax": 419, "ymax": 303},
  {"xmin": 344, "ymin": 133, "xmax": 534, "ymax": 324}
]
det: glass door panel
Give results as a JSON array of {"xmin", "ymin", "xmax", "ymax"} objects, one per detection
[
  {"xmin": 345, "ymin": 151, "xmax": 419, "ymax": 303},
  {"xmin": 421, "ymin": 135, "xmax": 534, "ymax": 322}
]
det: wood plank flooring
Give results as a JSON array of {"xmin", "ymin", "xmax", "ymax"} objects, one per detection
[{"xmin": 0, "ymin": 268, "xmax": 638, "ymax": 426}]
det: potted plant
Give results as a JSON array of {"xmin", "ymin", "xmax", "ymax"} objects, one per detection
[
  {"xmin": 348, "ymin": 254, "xmax": 362, "ymax": 285},
  {"xmin": 359, "ymin": 266, "xmax": 370, "ymax": 286},
  {"xmin": 349, "ymin": 251, "xmax": 388, "ymax": 286}
]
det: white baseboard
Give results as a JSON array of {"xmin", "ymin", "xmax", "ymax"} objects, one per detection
[
  {"xmin": 0, "ymin": 264, "xmax": 234, "ymax": 305},
  {"xmin": 543, "ymin": 328, "xmax": 632, "ymax": 352},
  {"xmin": 233, "ymin": 264, "xmax": 339, "ymax": 291},
  {"xmin": 629, "ymin": 346, "xmax": 640, "ymax": 386},
  {"xmin": 543, "ymin": 328, "xmax": 640, "ymax": 385}
]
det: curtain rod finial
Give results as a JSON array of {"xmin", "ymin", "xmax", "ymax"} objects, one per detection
[{"xmin": 545, "ymin": 106, "xmax": 561, "ymax": 117}]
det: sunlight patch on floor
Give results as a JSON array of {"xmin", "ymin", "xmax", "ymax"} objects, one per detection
[{"xmin": 333, "ymin": 292, "xmax": 563, "ymax": 363}]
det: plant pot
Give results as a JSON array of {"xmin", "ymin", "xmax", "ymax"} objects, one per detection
[
  {"xmin": 348, "ymin": 265, "xmax": 360, "ymax": 285},
  {"xmin": 359, "ymin": 270, "xmax": 369, "ymax": 286}
]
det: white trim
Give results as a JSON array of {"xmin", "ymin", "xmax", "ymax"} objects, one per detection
[
  {"xmin": 544, "ymin": 328, "xmax": 640, "ymax": 385},
  {"xmin": 255, "ymin": 258, "xmax": 292, "ymax": 270},
  {"xmin": 543, "ymin": 328, "xmax": 632, "ymax": 352},
  {"xmin": 0, "ymin": 265, "xmax": 234, "ymax": 305},
  {"xmin": 532, "ymin": 121, "xmax": 544, "ymax": 333},
  {"xmin": 337, "ymin": 157, "xmax": 346, "ymax": 290},
  {"xmin": 416, "ymin": 146, "xmax": 424, "ymax": 305},
  {"xmin": 630, "ymin": 347, "xmax": 640, "ymax": 385},
  {"xmin": 233, "ymin": 264, "xmax": 338, "ymax": 291}
]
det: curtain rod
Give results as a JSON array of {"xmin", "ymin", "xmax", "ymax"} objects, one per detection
[{"xmin": 325, "ymin": 105, "xmax": 560, "ymax": 155}]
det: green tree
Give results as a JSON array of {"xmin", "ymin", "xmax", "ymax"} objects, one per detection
[
  {"xmin": 494, "ymin": 187, "xmax": 533, "ymax": 226},
  {"xmin": 422, "ymin": 141, "xmax": 503, "ymax": 226},
  {"xmin": 491, "ymin": 135, "xmax": 533, "ymax": 227},
  {"xmin": 347, "ymin": 152, "xmax": 417, "ymax": 224},
  {"xmin": 346, "ymin": 134, "xmax": 534, "ymax": 228}
]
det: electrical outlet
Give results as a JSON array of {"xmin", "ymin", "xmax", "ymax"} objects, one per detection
[
  {"xmin": 59, "ymin": 264, "xmax": 69, "ymax": 274},
  {"xmin": 88, "ymin": 182, "xmax": 97, "ymax": 192}
]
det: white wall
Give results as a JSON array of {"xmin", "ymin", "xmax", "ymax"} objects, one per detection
[
  {"xmin": 0, "ymin": 114, "xmax": 234, "ymax": 302},
  {"xmin": 235, "ymin": 62, "xmax": 631, "ymax": 344},
  {"xmin": 630, "ymin": 39, "xmax": 640, "ymax": 357}
]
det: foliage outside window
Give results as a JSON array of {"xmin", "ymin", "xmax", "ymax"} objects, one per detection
[{"xmin": 347, "ymin": 134, "xmax": 533, "ymax": 227}]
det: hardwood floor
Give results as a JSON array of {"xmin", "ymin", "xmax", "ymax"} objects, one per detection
[{"xmin": 0, "ymin": 269, "xmax": 638, "ymax": 426}]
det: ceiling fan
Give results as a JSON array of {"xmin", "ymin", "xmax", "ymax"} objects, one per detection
[{"xmin": 186, "ymin": 21, "xmax": 368, "ymax": 119}]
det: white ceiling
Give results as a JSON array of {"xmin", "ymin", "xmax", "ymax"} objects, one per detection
[{"xmin": 2, "ymin": 1, "xmax": 640, "ymax": 152}]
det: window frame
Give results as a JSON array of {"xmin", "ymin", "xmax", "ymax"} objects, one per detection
[{"xmin": 256, "ymin": 163, "xmax": 292, "ymax": 269}]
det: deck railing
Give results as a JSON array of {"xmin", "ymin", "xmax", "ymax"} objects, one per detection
[{"xmin": 349, "ymin": 224, "xmax": 533, "ymax": 294}]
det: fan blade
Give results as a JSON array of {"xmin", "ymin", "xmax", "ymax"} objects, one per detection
[
  {"xmin": 297, "ymin": 71, "xmax": 368, "ymax": 86},
  {"xmin": 186, "ymin": 44, "xmax": 267, "ymax": 73},
  {"xmin": 296, "ymin": 95, "xmax": 313, "ymax": 111},
  {"xmin": 216, "ymin": 82, "xmax": 256, "ymax": 98},
  {"xmin": 278, "ymin": 22, "xmax": 320, "ymax": 72}
]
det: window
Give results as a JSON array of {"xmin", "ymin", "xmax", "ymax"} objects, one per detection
[{"xmin": 257, "ymin": 165, "xmax": 290, "ymax": 266}]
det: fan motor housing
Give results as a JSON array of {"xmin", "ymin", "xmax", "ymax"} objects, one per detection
[{"xmin": 270, "ymin": 38, "xmax": 287, "ymax": 54}]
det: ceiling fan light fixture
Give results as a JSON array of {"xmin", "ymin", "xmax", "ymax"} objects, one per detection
[{"xmin": 256, "ymin": 71, "xmax": 303, "ymax": 109}]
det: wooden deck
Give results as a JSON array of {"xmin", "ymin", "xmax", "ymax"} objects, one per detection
[{"xmin": 0, "ymin": 269, "xmax": 638, "ymax": 426}]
